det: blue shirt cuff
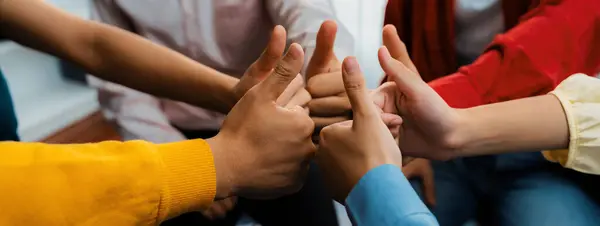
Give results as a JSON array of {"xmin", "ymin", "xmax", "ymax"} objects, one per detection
[{"xmin": 345, "ymin": 164, "xmax": 438, "ymax": 225}]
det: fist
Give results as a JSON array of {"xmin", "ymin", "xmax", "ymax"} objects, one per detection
[
  {"xmin": 212, "ymin": 43, "xmax": 316, "ymax": 199},
  {"xmin": 317, "ymin": 57, "xmax": 403, "ymax": 202}
]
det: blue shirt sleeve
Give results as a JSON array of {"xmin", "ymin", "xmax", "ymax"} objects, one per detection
[{"xmin": 345, "ymin": 164, "xmax": 439, "ymax": 226}]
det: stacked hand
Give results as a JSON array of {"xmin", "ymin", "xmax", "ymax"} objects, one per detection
[{"xmin": 317, "ymin": 57, "xmax": 403, "ymax": 202}]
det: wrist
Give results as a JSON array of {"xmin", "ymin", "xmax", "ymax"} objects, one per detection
[
  {"xmin": 220, "ymin": 77, "xmax": 240, "ymax": 112},
  {"xmin": 206, "ymin": 135, "xmax": 236, "ymax": 199},
  {"xmin": 442, "ymin": 109, "xmax": 475, "ymax": 158},
  {"xmin": 451, "ymin": 107, "xmax": 490, "ymax": 157}
]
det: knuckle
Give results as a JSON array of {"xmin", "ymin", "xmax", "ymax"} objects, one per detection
[
  {"xmin": 320, "ymin": 126, "xmax": 334, "ymax": 140},
  {"xmin": 273, "ymin": 63, "xmax": 295, "ymax": 79},
  {"xmin": 262, "ymin": 49, "xmax": 280, "ymax": 63},
  {"xmin": 341, "ymin": 97, "xmax": 352, "ymax": 110},
  {"xmin": 306, "ymin": 78, "xmax": 317, "ymax": 93},
  {"xmin": 302, "ymin": 116, "xmax": 315, "ymax": 134},
  {"xmin": 344, "ymin": 81, "xmax": 363, "ymax": 92},
  {"xmin": 245, "ymin": 88, "xmax": 260, "ymax": 100}
]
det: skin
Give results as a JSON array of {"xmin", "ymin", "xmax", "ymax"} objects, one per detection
[
  {"xmin": 372, "ymin": 26, "xmax": 569, "ymax": 161},
  {"xmin": 206, "ymin": 43, "xmax": 316, "ymax": 200},
  {"xmin": 305, "ymin": 21, "xmax": 351, "ymax": 127},
  {"xmin": 375, "ymin": 25, "xmax": 435, "ymax": 206},
  {"xmin": 317, "ymin": 57, "xmax": 403, "ymax": 202}
]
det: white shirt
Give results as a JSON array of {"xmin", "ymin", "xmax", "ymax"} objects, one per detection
[
  {"xmin": 88, "ymin": 0, "xmax": 354, "ymax": 142},
  {"xmin": 455, "ymin": 0, "xmax": 504, "ymax": 65}
]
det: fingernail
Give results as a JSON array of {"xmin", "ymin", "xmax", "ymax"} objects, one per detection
[
  {"xmin": 380, "ymin": 46, "xmax": 392, "ymax": 62},
  {"xmin": 343, "ymin": 57, "xmax": 358, "ymax": 73},
  {"xmin": 288, "ymin": 43, "xmax": 302, "ymax": 60},
  {"xmin": 391, "ymin": 117, "xmax": 403, "ymax": 125}
]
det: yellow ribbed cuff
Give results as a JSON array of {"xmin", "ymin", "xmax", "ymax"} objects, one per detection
[{"xmin": 156, "ymin": 139, "xmax": 216, "ymax": 221}]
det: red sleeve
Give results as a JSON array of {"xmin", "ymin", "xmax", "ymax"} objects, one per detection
[{"xmin": 430, "ymin": 0, "xmax": 600, "ymax": 108}]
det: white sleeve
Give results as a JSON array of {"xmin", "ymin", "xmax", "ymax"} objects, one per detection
[{"xmin": 265, "ymin": 0, "xmax": 355, "ymax": 71}]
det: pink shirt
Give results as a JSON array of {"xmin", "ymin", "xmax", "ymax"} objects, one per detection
[{"xmin": 88, "ymin": 0, "xmax": 353, "ymax": 142}]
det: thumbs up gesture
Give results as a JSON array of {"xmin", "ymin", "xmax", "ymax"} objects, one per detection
[
  {"xmin": 372, "ymin": 25, "xmax": 464, "ymax": 161},
  {"xmin": 233, "ymin": 25, "xmax": 311, "ymax": 109},
  {"xmin": 210, "ymin": 43, "xmax": 316, "ymax": 199},
  {"xmin": 306, "ymin": 20, "xmax": 352, "ymax": 127},
  {"xmin": 317, "ymin": 57, "xmax": 403, "ymax": 202}
]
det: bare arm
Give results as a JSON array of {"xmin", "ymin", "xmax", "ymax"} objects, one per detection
[
  {"xmin": 0, "ymin": 0, "xmax": 238, "ymax": 113},
  {"xmin": 456, "ymin": 94, "xmax": 569, "ymax": 156}
]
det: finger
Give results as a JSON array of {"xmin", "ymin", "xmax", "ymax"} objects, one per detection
[
  {"xmin": 312, "ymin": 116, "xmax": 349, "ymax": 128},
  {"xmin": 308, "ymin": 95, "xmax": 351, "ymax": 116},
  {"xmin": 306, "ymin": 71, "xmax": 345, "ymax": 98},
  {"xmin": 259, "ymin": 43, "xmax": 305, "ymax": 101},
  {"xmin": 341, "ymin": 56, "xmax": 379, "ymax": 125},
  {"xmin": 211, "ymin": 202, "xmax": 229, "ymax": 218},
  {"xmin": 306, "ymin": 71, "xmax": 344, "ymax": 98},
  {"xmin": 371, "ymin": 82, "xmax": 398, "ymax": 114},
  {"xmin": 254, "ymin": 25, "xmax": 287, "ymax": 74},
  {"xmin": 287, "ymin": 104, "xmax": 306, "ymax": 113},
  {"xmin": 306, "ymin": 20, "xmax": 338, "ymax": 78},
  {"xmin": 402, "ymin": 156, "xmax": 415, "ymax": 165},
  {"xmin": 202, "ymin": 209, "xmax": 215, "ymax": 220},
  {"xmin": 388, "ymin": 124, "xmax": 401, "ymax": 138},
  {"xmin": 286, "ymin": 88, "xmax": 312, "ymax": 109},
  {"xmin": 381, "ymin": 113, "xmax": 403, "ymax": 127},
  {"xmin": 382, "ymin": 25, "xmax": 418, "ymax": 74},
  {"xmin": 222, "ymin": 197, "xmax": 237, "ymax": 211},
  {"xmin": 276, "ymin": 74, "xmax": 304, "ymax": 106},
  {"xmin": 378, "ymin": 46, "xmax": 426, "ymax": 97},
  {"xmin": 422, "ymin": 166, "xmax": 437, "ymax": 207},
  {"xmin": 402, "ymin": 162, "xmax": 418, "ymax": 178}
]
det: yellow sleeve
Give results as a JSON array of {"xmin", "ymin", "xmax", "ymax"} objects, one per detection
[
  {"xmin": 543, "ymin": 73, "xmax": 600, "ymax": 175},
  {"xmin": 0, "ymin": 139, "xmax": 216, "ymax": 225}
]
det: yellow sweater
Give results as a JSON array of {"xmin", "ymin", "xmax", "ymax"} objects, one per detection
[{"xmin": 0, "ymin": 139, "xmax": 216, "ymax": 225}]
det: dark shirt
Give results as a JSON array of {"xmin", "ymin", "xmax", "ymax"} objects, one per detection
[{"xmin": 0, "ymin": 69, "xmax": 20, "ymax": 141}]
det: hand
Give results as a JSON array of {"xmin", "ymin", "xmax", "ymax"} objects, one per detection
[
  {"xmin": 372, "ymin": 25, "xmax": 464, "ymax": 160},
  {"xmin": 403, "ymin": 159, "xmax": 435, "ymax": 206},
  {"xmin": 306, "ymin": 20, "xmax": 351, "ymax": 127},
  {"xmin": 201, "ymin": 197, "xmax": 237, "ymax": 220},
  {"xmin": 232, "ymin": 25, "xmax": 311, "ymax": 109},
  {"xmin": 207, "ymin": 43, "xmax": 316, "ymax": 199},
  {"xmin": 317, "ymin": 57, "xmax": 403, "ymax": 202}
]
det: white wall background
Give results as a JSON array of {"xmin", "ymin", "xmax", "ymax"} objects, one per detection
[{"xmin": 333, "ymin": 0, "xmax": 387, "ymax": 89}]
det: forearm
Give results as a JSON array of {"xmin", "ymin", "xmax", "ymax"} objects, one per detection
[
  {"xmin": 87, "ymin": 24, "xmax": 238, "ymax": 113},
  {"xmin": 455, "ymin": 94, "xmax": 569, "ymax": 156},
  {"xmin": 0, "ymin": 139, "xmax": 217, "ymax": 225},
  {"xmin": 0, "ymin": 0, "xmax": 238, "ymax": 113}
]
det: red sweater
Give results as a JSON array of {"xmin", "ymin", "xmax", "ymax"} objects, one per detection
[{"xmin": 384, "ymin": 0, "xmax": 600, "ymax": 108}]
